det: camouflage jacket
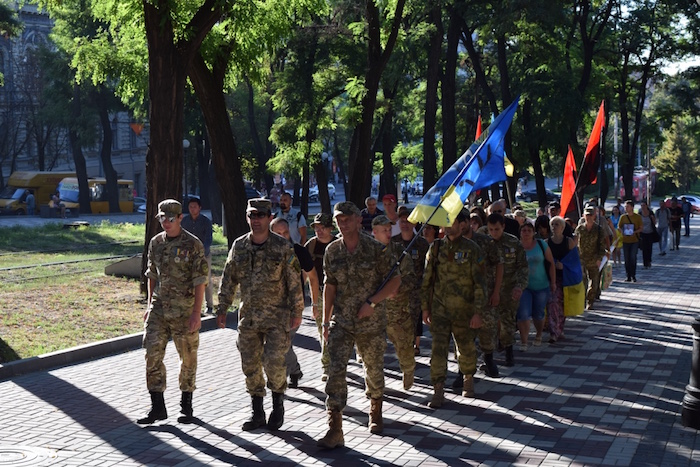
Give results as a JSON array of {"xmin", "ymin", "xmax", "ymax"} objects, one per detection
[
  {"xmin": 421, "ymin": 235, "xmax": 487, "ymax": 317},
  {"xmin": 146, "ymin": 229, "xmax": 208, "ymax": 315},
  {"xmin": 575, "ymin": 223, "xmax": 607, "ymax": 263},
  {"xmin": 218, "ymin": 232, "xmax": 304, "ymax": 331},
  {"xmin": 492, "ymin": 232, "xmax": 529, "ymax": 292},
  {"xmin": 324, "ymin": 234, "xmax": 397, "ymax": 333},
  {"xmin": 466, "ymin": 231, "xmax": 501, "ymax": 290}
]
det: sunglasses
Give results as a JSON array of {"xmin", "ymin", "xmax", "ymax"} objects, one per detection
[
  {"xmin": 247, "ymin": 212, "xmax": 269, "ymax": 219},
  {"xmin": 157, "ymin": 215, "xmax": 176, "ymax": 223}
]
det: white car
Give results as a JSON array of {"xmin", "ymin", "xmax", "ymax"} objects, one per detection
[{"xmin": 309, "ymin": 183, "xmax": 336, "ymax": 202}]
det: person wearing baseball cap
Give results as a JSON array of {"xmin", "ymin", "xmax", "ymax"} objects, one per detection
[
  {"xmin": 138, "ymin": 199, "xmax": 208, "ymax": 425},
  {"xmin": 317, "ymin": 200, "xmax": 401, "ymax": 448},
  {"xmin": 305, "ymin": 212, "xmax": 338, "ymax": 381}
]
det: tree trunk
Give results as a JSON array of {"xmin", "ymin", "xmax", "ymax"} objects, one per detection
[
  {"xmin": 423, "ymin": 0, "xmax": 442, "ymax": 192},
  {"xmin": 189, "ymin": 52, "xmax": 249, "ymax": 246},
  {"xmin": 95, "ymin": 88, "xmax": 120, "ymax": 213},
  {"xmin": 442, "ymin": 6, "xmax": 459, "ymax": 171},
  {"xmin": 70, "ymin": 83, "xmax": 91, "ymax": 214},
  {"xmin": 346, "ymin": 0, "xmax": 406, "ymax": 207},
  {"xmin": 523, "ymin": 98, "xmax": 546, "ymax": 209}
]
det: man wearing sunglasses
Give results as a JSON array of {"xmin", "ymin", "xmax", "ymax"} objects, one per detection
[
  {"xmin": 217, "ymin": 198, "xmax": 305, "ymax": 432},
  {"xmin": 138, "ymin": 199, "xmax": 209, "ymax": 426}
]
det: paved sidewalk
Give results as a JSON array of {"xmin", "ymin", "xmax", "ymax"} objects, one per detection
[{"xmin": 2, "ymin": 226, "xmax": 700, "ymax": 465}]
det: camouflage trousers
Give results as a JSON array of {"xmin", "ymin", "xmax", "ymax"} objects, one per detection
[
  {"xmin": 429, "ymin": 309, "xmax": 478, "ymax": 385},
  {"xmin": 237, "ymin": 325, "xmax": 290, "ymax": 397},
  {"xmin": 325, "ymin": 324, "xmax": 386, "ymax": 412},
  {"xmin": 386, "ymin": 307, "xmax": 416, "ymax": 375},
  {"xmin": 314, "ymin": 314, "xmax": 330, "ymax": 374},
  {"xmin": 492, "ymin": 293, "xmax": 519, "ymax": 348},
  {"xmin": 476, "ymin": 305, "xmax": 499, "ymax": 353},
  {"xmin": 582, "ymin": 260, "xmax": 601, "ymax": 304},
  {"xmin": 143, "ymin": 309, "xmax": 199, "ymax": 393}
]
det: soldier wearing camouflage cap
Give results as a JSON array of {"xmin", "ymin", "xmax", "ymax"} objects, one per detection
[
  {"xmin": 422, "ymin": 210, "xmax": 487, "ymax": 408},
  {"xmin": 372, "ymin": 214, "xmax": 417, "ymax": 390},
  {"xmin": 217, "ymin": 198, "xmax": 305, "ymax": 432},
  {"xmin": 304, "ymin": 212, "xmax": 337, "ymax": 381},
  {"xmin": 138, "ymin": 199, "xmax": 209, "ymax": 425},
  {"xmin": 317, "ymin": 201, "xmax": 401, "ymax": 449}
]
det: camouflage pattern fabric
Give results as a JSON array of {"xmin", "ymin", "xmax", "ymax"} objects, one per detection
[
  {"xmin": 470, "ymin": 232, "xmax": 503, "ymax": 353},
  {"xmin": 421, "ymin": 236, "xmax": 487, "ymax": 384},
  {"xmin": 490, "ymin": 232, "xmax": 529, "ymax": 347},
  {"xmin": 384, "ymin": 242, "xmax": 416, "ymax": 375},
  {"xmin": 391, "ymin": 233, "xmax": 430, "ymax": 329},
  {"xmin": 218, "ymin": 232, "xmax": 304, "ymax": 396},
  {"xmin": 143, "ymin": 229, "xmax": 208, "ymax": 392},
  {"xmin": 323, "ymin": 234, "xmax": 396, "ymax": 411},
  {"xmin": 575, "ymin": 224, "xmax": 606, "ymax": 304}
]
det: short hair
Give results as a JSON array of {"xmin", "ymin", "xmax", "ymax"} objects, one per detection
[
  {"xmin": 280, "ymin": 191, "xmax": 292, "ymax": 199},
  {"xmin": 550, "ymin": 215, "xmax": 566, "ymax": 229},
  {"xmin": 625, "ymin": 199, "xmax": 634, "ymax": 207},
  {"xmin": 534, "ymin": 215, "xmax": 551, "ymax": 233},
  {"xmin": 270, "ymin": 217, "xmax": 288, "ymax": 228},
  {"xmin": 486, "ymin": 213, "xmax": 505, "ymax": 225},
  {"xmin": 365, "ymin": 196, "xmax": 377, "ymax": 205},
  {"xmin": 187, "ymin": 196, "xmax": 201, "ymax": 206}
]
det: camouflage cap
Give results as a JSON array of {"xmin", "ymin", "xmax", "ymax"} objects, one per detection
[
  {"xmin": 333, "ymin": 201, "xmax": 361, "ymax": 217},
  {"xmin": 155, "ymin": 199, "xmax": 182, "ymax": 219},
  {"xmin": 247, "ymin": 198, "xmax": 272, "ymax": 214},
  {"xmin": 371, "ymin": 214, "xmax": 391, "ymax": 227},
  {"xmin": 311, "ymin": 212, "xmax": 333, "ymax": 227},
  {"xmin": 397, "ymin": 205, "xmax": 412, "ymax": 218}
]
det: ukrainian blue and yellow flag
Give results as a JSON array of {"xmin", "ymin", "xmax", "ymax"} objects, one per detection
[{"xmin": 408, "ymin": 97, "xmax": 520, "ymax": 227}]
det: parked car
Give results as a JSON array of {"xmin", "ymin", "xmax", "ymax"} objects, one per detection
[
  {"xmin": 133, "ymin": 197, "xmax": 146, "ymax": 212},
  {"xmin": 245, "ymin": 186, "xmax": 262, "ymax": 199},
  {"xmin": 664, "ymin": 195, "xmax": 700, "ymax": 213},
  {"xmin": 309, "ymin": 183, "xmax": 336, "ymax": 202},
  {"xmin": 516, "ymin": 188, "xmax": 559, "ymax": 203}
]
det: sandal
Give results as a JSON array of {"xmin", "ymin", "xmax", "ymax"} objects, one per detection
[{"xmin": 534, "ymin": 336, "xmax": 542, "ymax": 347}]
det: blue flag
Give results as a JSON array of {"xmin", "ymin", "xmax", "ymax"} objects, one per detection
[{"xmin": 408, "ymin": 97, "xmax": 520, "ymax": 227}]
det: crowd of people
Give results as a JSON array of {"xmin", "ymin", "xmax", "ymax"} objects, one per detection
[{"xmin": 135, "ymin": 191, "xmax": 690, "ymax": 449}]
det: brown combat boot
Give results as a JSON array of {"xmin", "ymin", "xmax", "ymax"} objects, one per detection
[
  {"xmin": 462, "ymin": 374, "xmax": 475, "ymax": 397},
  {"xmin": 428, "ymin": 382, "xmax": 444, "ymax": 409},
  {"xmin": 317, "ymin": 410, "xmax": 344, "ymax": 449},
  {"xmin": 368, "ymin": 398, "xmax": 383, "ymax": 434}
]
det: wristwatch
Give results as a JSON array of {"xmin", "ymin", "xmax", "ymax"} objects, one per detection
[{"xmin": 365, "ymin": 299, "xmax": 376, "ymax": 308}]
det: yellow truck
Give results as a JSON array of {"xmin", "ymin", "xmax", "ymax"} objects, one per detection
[{"xmin": 0, "ymin": 171, "xmax": 75, "ymax": 215}]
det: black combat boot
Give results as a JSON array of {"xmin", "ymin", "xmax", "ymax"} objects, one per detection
[
  {"xmin": 451, "ymin": 370, "xmax": 464, "ymax": 390},
  {"xmin": 267, "ymin": 392, "xmax": 285, "ymax": 430},
  {"xmin": 177, "ymin": 391, "xmax": 194, "ymax": 424},
  {"xmin": 504, "ymin": 345, "xmax": 515, "ymax": 367},
  {"xmin": 483, "ymin": 353, "xmax": 499, "ymax": 377},
  {"xmin": 137, "ymin": 391, "xmax": 168, "ymax": 425},
  {"xmin": 242, "ymin": 396, "xmax": 266, "ymax": 431}
]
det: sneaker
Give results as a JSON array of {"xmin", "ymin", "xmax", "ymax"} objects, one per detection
[
  {"xmin": 632, "ymin": 277, "xmax": 637, "ymax": 282},
  {"xmin": 625, "ymin": 277, "xmax": 632, "ymax": 282},
  {"xmin": 519, "ymin": 343, "xmax": 528, "ymax": 352}
]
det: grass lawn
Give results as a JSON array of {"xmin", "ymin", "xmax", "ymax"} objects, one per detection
[{"xmin": 0, "ymin": 221, "xmax": 229, "ymax": 364}]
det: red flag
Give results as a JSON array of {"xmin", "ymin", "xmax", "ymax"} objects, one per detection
[
  {"xmin": 475, "ymin": 115, "xmax": 482, "ymax": 139},
  {"xmin": 560, "ymin": 145, "xmax": 578, "ymax": 216},
  {"xmin": 575, "ymin": 101, "xmax": 605, "ymax": 192}
]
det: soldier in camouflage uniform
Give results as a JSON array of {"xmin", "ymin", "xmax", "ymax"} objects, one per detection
[
  {"xmin": 422, "ymin": 211, "xmax": 487, "ymax": 408},
  {"xmin": 372, "ymin": 215, "xmax": 416, "ymax": 390},
  {"xmin": 462, "ymin": 211, "xmax": 503, "ymax": 378},
  {"xmin": 217, "ymin": 198, "xmax": 305, "ymax": 432},
  {"xmin": 392, "ymin": 206, "xmax": 430, "ymax": 356},
  {"xmin": 317, "ymin": 202, "xmax": 401, "ymax": 449},
  {"xmin": 575, "ymin": 205, "xmax": 608, "ymax": 309},
  {"xmin": 486, "ymin": 213, "xmax": 529, "ymax": 367},
  {"xmin": 138, "ymin": 199, "xmax": 208, "ymax": 425},
  {"xmin": 305, "ymin": 213, "xmax": 337, "ymax": 381}
]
